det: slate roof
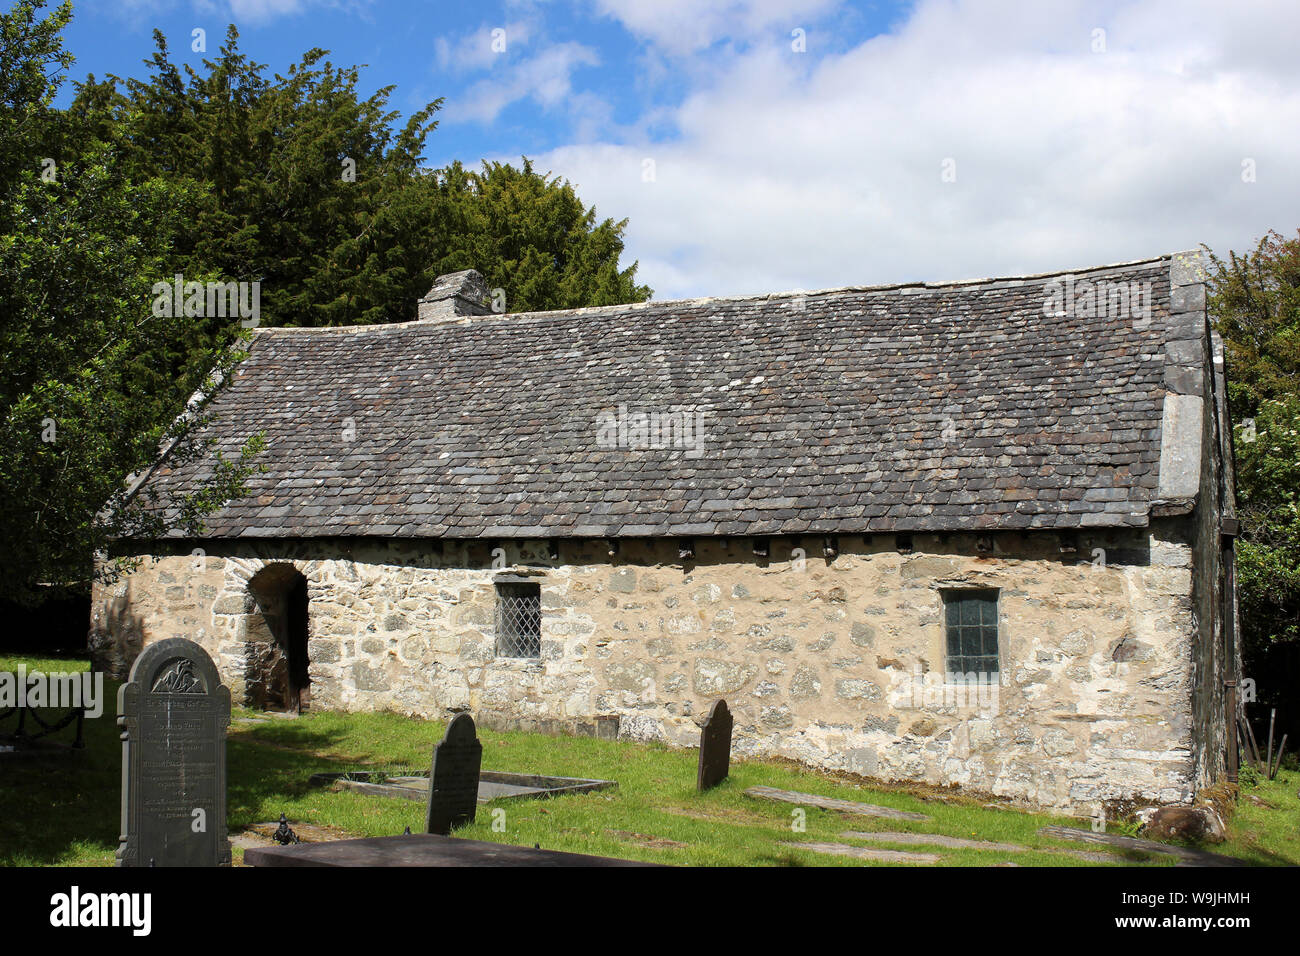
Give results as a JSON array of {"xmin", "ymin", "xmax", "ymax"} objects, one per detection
[{"xmin": 134, "ymin": 254, "xmax": 1211, "ymax": 540}]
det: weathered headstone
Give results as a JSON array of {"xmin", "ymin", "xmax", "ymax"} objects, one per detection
[
  {"xmin": 426, "ymin": 713, "xmax": 483, "ymax": 835},
  {"xmin": 697, "ymin": 699, "xmax": 733, "ymax": 791},
  {"xmin": 117, "ymin": 638, "xmax": 231, "ymax": 867}
]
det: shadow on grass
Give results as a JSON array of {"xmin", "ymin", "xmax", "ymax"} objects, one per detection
[
  {"xmin": 0, "ymin": 701, "xmax": 121, "ymax": 866},
  {"xmin": 0, "ymin": 679, "xmax": 387, "ymax": 865}
]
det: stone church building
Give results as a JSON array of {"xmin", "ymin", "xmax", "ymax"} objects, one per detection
[{"xmin": 91, "ymin": 251, "xmax": 1240, "ymax": 812}]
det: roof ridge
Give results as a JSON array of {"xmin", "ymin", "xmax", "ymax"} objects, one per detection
[{"xmin": 254, "ymin": 253, "xmax": 1178, "ymax": 335}]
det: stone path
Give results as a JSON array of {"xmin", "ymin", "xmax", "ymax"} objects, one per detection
[
  {"xmin": 744, "ymin": 786, "xmax": 931, "ymax": 821},
  {"xmin": 1038, "ymin": 826, "xmax": 1250, "ymax": 867},
  {"xmin": 781, "ymin": 841, "xmax": 940, "ymax": 864}
]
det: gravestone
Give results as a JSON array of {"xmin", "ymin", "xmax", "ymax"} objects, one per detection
[
  {"xmin": 425, "ymin": 713, "xmax": 483, "ymax": 835},
  {"xmin": 117, "ymin": 638, "xmax": 231, "ymax": 867},
  {"xmin": 697, "ymin": 699, "xmax": 733, "ymax": 791}
]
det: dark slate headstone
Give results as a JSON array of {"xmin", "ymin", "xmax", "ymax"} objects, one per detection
[
  {"xmin": 117, "ymin": 638, "xmax": 231, "ymax": 867},
  {"xmin": 425, "ymin": 713, "xmax": 483, "ymax": 835},
  {"xmin": 697, "ymin": 699, "xmax": 734, "ymax": 791}
]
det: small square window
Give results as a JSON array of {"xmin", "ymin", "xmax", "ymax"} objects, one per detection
[
  {"xmin": 495, "ymin": 581, "xmax": 541, "ymax": 658},
  {"xmin": 943, "ymin": 589, "xmax": 999, "ymax": 677}
]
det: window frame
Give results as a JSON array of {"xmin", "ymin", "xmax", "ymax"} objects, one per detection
[
  {"xmin": 493, "ymin": 578, "xmax": 542, "ymax": 659},
  {"xmin": 941, "ymin": 588, "xmax": 1001, "ymax": 680}
]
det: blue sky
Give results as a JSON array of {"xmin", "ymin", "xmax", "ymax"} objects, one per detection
[
  {"xmin": 52, "ymin": 1, "xmax": 1300, "ymax": 300},
  {"xmin": 59, "ymin": 1, "xmax": 893, "ymax": 176}
]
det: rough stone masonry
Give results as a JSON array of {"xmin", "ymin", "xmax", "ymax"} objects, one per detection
[{"xmin": 91, "ymin": 251, "xmax": 1240, "ymax": 813}]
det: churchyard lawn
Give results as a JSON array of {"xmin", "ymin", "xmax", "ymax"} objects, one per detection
[{"xmin": 1, "ymin": 653, "xmax": 1296, "ymax": 867}]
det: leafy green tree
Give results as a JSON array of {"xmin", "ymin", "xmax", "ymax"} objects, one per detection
[
  {"xmin": 0, "ymin": 1, "xmax": 261, "ymax": 605},
  {"xmin": 1207, "ymin": 231, "xmax": 1300, "ymax": 717},
  {"xmin": 1233, "ymin": 397, "xmax": 1300, "ymax": 646}
]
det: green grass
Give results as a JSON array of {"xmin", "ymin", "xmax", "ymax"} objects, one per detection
[
  {"xmin": 1216, "ymin": 763, "xmax": 1300, "ymax": 865},
  {"xmin": 1, "ymin": 653, "xmax": 1295, "ymax": 867}
]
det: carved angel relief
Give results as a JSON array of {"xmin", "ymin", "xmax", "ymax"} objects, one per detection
[{"xmin": 151, "ymin": 659, "xmax": 206, "ymax": 695}]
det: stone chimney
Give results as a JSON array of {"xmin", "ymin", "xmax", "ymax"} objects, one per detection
[{"xmin": 417, "ymin": 269, "xmax": 494, "ymax": 322}]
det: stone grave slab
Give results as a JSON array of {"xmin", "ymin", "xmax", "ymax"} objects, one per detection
[
  {"xmin": 426, "ymin": 713, "xmax": 483, "ymax": 835},
  {"xmin": 696, "ymin": 699, "xmax": 733, "ymax": 791},
  {"xmin": 117, "ymin": 638, "xmax": 231, "ymax": 867},
  {"xmin": 244, "ymin": 833, "xmax": 664, "ymax": 867},
  {"xmin": 781, "ymin": 841, "xmax": 940, "ymax": 865},
  {"xmin": 310, "ymin": 769, "xmax": 616, "ymax": 804},
  {"xmin": 1037, "ymin": 825, "xmax": 1249, "ymax": 867},
  {"xmin": 841, "ymin": 830, "xmax": 1027, "ymax": 853},
  {"xmin": 745, "ymin": 785, "xmax": 930, "ymax": 821}
]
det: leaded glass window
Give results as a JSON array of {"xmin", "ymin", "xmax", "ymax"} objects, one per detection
[
  {"xmin": 944, "ymin": 589, "xmax": 999, "ymax": 677},
  {"xmin": 495, "ymin": 581, "xmax": 541, "ymax": 658}
]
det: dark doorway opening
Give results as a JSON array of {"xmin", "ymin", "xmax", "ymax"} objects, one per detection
[{"xmin": 246, "ymin": 565, "xmax": 311, "ymax": 713}]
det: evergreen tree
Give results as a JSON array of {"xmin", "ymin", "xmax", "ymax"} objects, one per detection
[{"xmin": 0, "ymin": 1, "xmax": 261, "ymax": 604}]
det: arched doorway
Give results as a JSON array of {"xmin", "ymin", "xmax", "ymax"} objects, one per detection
[{"xmin": 245, "ymin": 564, "xmax": 311, "ymax": 712}]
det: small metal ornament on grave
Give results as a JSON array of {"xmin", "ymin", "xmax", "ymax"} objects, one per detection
[{"xmin": 272, "ymin": 814, "xmax": 300, "ymax": 845}]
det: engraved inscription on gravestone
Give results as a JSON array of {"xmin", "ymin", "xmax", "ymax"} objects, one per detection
[
  {"xmin": 697, "ymin": 698, "xmax": 734, "ymax": 791},
  {"xmin": 117, "ymin": 638, "xmax": 231, "ymax": 867},
  {"xmin": 426, "ymin": 713, "xmax": 483, "ymax": 835}
]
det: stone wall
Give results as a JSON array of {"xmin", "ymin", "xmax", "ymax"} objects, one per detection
[
  {"xmin": 91, "ymin": 525, "xmax": 1202, "ymax": 811},
  {"xmin": 1184, "ymin": 330, "xmax": 1238, "ymax": 793}
]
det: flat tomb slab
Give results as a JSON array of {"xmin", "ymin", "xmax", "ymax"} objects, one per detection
[
  {"xmin": 745, "ymin": 786, "xmax": 930, "ymax": 821},
  {"xmin": 310, "ymin": 770, "xmax": 616, "ymax": 804},
  {"xmin": 841, "ymin": 831, "xmax": 1027, "ymax": 852},
  {"xmin": 1037, "ymin": 826, "xmax": 1250, "ymax": 867},
  {"xmin": 781, "ymin": 841, "xmax": 940, "ymax": 865},
  {"xmin": 244, "ymin": 834, "xmax": 662, "ymax": 867},
  {"xmin": 845, "ymin": 830, "xmax": 1148, "ymax": 865}
]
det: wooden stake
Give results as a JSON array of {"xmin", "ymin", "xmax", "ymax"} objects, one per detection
[
  {"xmin": 1237, "ymin": 717, "xmax": 1258, "ymax": 770},
  {"xmin": 1269, "ymin": 733, "xmax": 1288, "ymax": 781},
  {"xmin": 1244, "ymin": 717, "xmax": 1265, "ymax": 770},
  {"xmin": 1266, "ymin": 708, "xmax": 1276, "ymax": 777}
]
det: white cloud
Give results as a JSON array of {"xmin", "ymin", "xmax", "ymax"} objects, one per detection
[
  {"xmin": 435, "ymin": 20, "xmax": 536, "ymax": 74},
  {"xmin": 446, "ymin": 41, "xmax": 601, "ymax": 124},
  {"xmin": 593, "ymin": 0, "xmax": 841, "ymax": 56},
  {"xmin": 523, "ymin": 0, "xmax": 1300, "ymax": 300}
]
